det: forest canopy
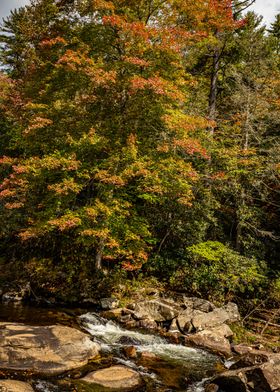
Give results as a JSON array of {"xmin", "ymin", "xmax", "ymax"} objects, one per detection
[{"xmin": 0, "ymin": 0, "xmax": 279, "ymax": 302}]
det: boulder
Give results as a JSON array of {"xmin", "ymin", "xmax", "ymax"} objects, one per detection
[
  {"xmin": 0, "ymin": 380, "xmax": 34, "ymax": 392},
  {"xmin": 222, "ymin": 302, "xmax": 241, "ymax": 323},
  {"xmin": 82, "ymin": 365, "xmax": 142, "ymax": 390},
  {"xmin": 185, "ymin": 327, "xmax": 232, "ymax": 357},
  {"xmin": 177, "ymin": 302, "xmax": 240, "ymax": 334},
  {"xmin": 230, "ymin": 352, "xmax": 272, "ymax": 370},
  {"xmin": 183, "ymin": 297, "xmax": 215, "ymax": 313},
  {"xmin": 209, "ymin": 359, "xmax": 280, "ymax": 392},
  {"xmin": 192, "ymin": 304, "xmax": 240, "ymax": 331},
  {"xmin": 136, "ymin": 318, "xmax": 158, "ymax": 330},
  {"xmin": 0, "ymin": 323, "xmax": 100, "ymax": 376},
  {"xmin": 177, "ymin": 308, "xmax": 195, "ymax": 333},
  {"xmin": 100, "ymin": 297, "xmax": 120, "ymax": 310},
  {"xmin": 133, "ymin": 299, "xmax": 180, "ymax": 322}
]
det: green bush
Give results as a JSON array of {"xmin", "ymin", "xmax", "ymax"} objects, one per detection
[{"xmin": 170, "ymin": 241, "xmax": 267, "ymax": 301}]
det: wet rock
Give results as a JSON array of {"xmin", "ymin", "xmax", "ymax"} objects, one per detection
[
  {"xmin": 117, "ymin": 336, "xmax": 141, "ymax": 346},
  {"xmin": 100, "ymin": 297, "xmax": 120, "ymax": 310},
  {"xmin": 123, "ymin": 346, "xmax": 137, "ymax": 358},
  {"xmin": 183, "ymin": 297, "xmax": 216, "ymax": 313},
  {"xmin": 139, "ymin": 351, "xmax": 158, "ymax": 362},
  {"xmin": 205, "ymin": 384, "xmax": 219, "ymax": 392},
  {"xmin": 0, "ymin": 323, "xmax": 100, "ymax": 376},
  {"xmin": 82, "ymin": 365, "xmax": 142, "ymax": 390},
  {"xmin": 0, "ymin": 380, "xmax": 34, "ymax": 392},
  {"xmin": 133, "ymin": 299, "xmax": 180, "ymax": 322}
]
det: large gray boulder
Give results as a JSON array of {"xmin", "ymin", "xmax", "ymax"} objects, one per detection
[
  {"xmin": 0, "ymin": 380, "xmax": 34, "ymax": 392},
  {"xmin": 82, "ymin": 365, "xmax": 142, "ymax": 390},
  {"xmin": 183, "ymin": 297, "xmax": 215, "ymax": 313},
  {"xmin": 133, "ymin": 299, "xmax": 180, "ymax": 322},
  {"xmin": 177, "ymin": 302, "xmax": 240, "ymax": 333},
  {"xmin": 0, "ymin": 323, "xmax": 100, "ymax": 376}
]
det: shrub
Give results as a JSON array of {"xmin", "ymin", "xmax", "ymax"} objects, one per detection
[{"xmin": 170, "ymin": 241, "xmax": 267, "ymax": 301}]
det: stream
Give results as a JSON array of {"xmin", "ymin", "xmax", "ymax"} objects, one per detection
[{"xmin": 0, "ymin": 302, "xmax": 223, "ymax": 391}]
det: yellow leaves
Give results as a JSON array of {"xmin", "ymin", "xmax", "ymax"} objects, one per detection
[
  {"xmin": 18, "ymin": 228, "xmax": 40, "ymax": 241},
  {"xmin": 123, "ymin": 56, "xmax": 150, "ymax": 67},
  {"xmin": 48, "ymin": 214, "xmax": 82, "ymax": 231},
  {"xmin": 163, "ymin": 110, "xmax": 210, "ymax": 134},
  {"xmin": 91, "ymin": 0, "xmax": 115, "ymax": 10},
  {"xmin": 47, "ymin": 178, "xmax": 82, "ymax": 196},
  {"xmin": 81, "ymin": 228, "xmax": 110, "ymax": 239},
  {"xmin": 24, "ymin": 117, "xmax": 53, "ymax": 135},
  {"xmin": 95, "ymin": 170, "xmax": 126, "ymax": 186},
  {"xmin": 4, "ymin": 202, "xmax": 24, "ymax": 209}
]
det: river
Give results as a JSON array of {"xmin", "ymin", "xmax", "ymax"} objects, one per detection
[{"xmin": 0, "ymin": 302, "xmax": 224, "ymax": 391}]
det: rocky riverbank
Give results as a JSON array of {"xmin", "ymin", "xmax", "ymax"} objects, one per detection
[{"xmin": 0, "ymin": 288, "xmax": 280, "ymax": 391}]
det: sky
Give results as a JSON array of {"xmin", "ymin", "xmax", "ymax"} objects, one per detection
[{"xmin": 0, "ymin": 0, "xmax": 279, "ymax": 26}]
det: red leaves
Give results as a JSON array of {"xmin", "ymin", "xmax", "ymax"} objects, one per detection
[
  {"xmin": 40, "ymin": 36, "xmax": 67, "ymax": 48},
  {"xmin": 130, "ymin": 76, "xmax": 184, "ymax": 101}
]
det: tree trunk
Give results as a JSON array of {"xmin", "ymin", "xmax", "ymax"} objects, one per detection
[
  {"xmin": 95, "ymin": 239, "xmax": 105, "ymax": 270},
  {"xmin": 208, "ymin": 47, "xmax": 220, "ymax": 135}
]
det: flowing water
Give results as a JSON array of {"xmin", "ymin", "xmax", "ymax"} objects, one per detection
[{"xmin": 0, "ymin": 303, "xmax": 223, "ymax": 391}]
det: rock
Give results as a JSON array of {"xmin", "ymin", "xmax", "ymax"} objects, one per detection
[
  {"xmin": 139, "ymin": 351, "xmax": 159, "ymax": 362},
  {"xmin": 100, "ymin": 297, "xmax": 120, "ymax": 310},
  {"xmin": 177, "ymin": 308, "xmax": 195, "ymax": 333},
  {"xmin": 215, "ymin": 323, "xmax": 234, "ymax": 338},
  {"xmin": 185, "ymin": 328, "xmax": 232, "ymax": 357},
  {"xmin": 210, "ymin": 359, "xmax": 280, "ymax": 392},
  {"xmin": 82, "ymin": 365, "xmax": 142, "ymax": 390},
  {"xmin": 101, "ymin": 308, "xmax": 123, "ymax": 320},
  {"xmin": 123, "ymin": 346, "xmax": 137, "ymax": 358},
  {"xmin": 117, "ymin": 336, "xmax": 141, "ymax": 346},
  {"xmin": 222, "ymin": 302, "xmax": 241, "ymax": 323},
  {"xmin": 232, "ymin": 344, "xmax": 254, "ymax": 356},
  {"xmin": 169, "ymin": 318, "xmax": 180, "ymax": 333},
  {"xmin": 260, "ymin": 361, "xmax": 280, "ymax": 391},
  {"xmin": 230, "ymin": 352, "xmax": 271, "ymax": 370},
  {"xmin": 1, "ymin": 283, "xmax": 31, "ymax": 303},
  {"xmin": 133, "ymin": 299, "xmax": 180, "ymax": 322},
  {"xmin": 205, "ymin": 384, "xmax": 219, "ymax": 392},
  {"xmin": 177, "ymin": 303, "xmax": 239, "ymax": 334},
  {"xmin": 183, "ymin": 297, "xmax": 216, "ymax": 313},
  {"xmin": 209, "ymin": 370, "xmax": 248, "ymax": 392},
  {"xmin": 192, "ymin": 306, "xmax": 239, "ymax": 331},
  {"xmin": 0, "ymin": 380, "xmax": 34, "ymax": 392},
  {"xmin": 137, "ymin": 318, "xmax": 158, "ymax": 330},
  {"xmin": 0, "ymin": 323, "xmax": 100, "ymax": 376}
]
